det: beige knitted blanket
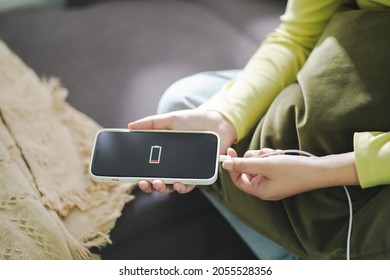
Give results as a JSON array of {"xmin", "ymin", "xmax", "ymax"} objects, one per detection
[{"xmin": 0, "ymin": 40, "xmax": 134, "ymax": 259}]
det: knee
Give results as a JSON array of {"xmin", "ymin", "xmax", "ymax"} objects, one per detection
[
  {"xmin": 157, "ymin": 78, "xmax": 194, "ymax": 114},
  {"xmin": 157, "ymin": 71, "xmax": 229, "ymax": 114}
]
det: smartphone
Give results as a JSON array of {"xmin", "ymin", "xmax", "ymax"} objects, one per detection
[{"xmin": 89, "ymin": 129, "xmax": 220, "ymax": 185}]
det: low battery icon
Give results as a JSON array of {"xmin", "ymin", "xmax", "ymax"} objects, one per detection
[{"xmin": 149, "ymin": 145, "xmax": 162, "ymax": 164}]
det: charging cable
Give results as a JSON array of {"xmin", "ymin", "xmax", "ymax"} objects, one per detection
[
  {"xmin": 219, "ymin": 149, "xmax": 353, "ymax": 260},
  {"xmin": 218, "ymin": 154, "xmax": 232, "ymax": 162}
]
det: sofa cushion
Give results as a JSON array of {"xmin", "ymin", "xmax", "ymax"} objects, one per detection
[
  {"xmin": 0, "ymin": 40, "xmax": 133, "ymax": 259},
  {"xmin": 0, "ymin": 0, "xmax": 259, "ymax": 127}
]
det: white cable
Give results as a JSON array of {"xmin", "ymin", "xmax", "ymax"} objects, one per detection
[
  {"xmin": 343, "ymin": 185, "xmax": 353, "ymax": 260},
  {"xmin": 220, "ymin": 148, "xmax": 353, "ymax": 260},
  {"xmin": 218, "ymin": 154, "xmax": 231, "ymax": 162},
  {"xmin": 280, "ymin": 149, "xmax": 353, "ymax": 260}
]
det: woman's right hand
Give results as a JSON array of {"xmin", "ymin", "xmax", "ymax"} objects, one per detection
[{"xmin": 128, "ymin": 109, "xmax": 237, "ymax": 193}]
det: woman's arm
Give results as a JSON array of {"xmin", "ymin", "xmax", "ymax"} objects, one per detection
[
  {"xmin": 222, "ymin": 148, "xmax": 359, "ymax": 201},
  {"xmin": 200, "ymin": 0, "xmax": 345, "ymax": 141},
  {"xmin": 222, "ymin": 132, "xmax": 390, "ymax": 200}
]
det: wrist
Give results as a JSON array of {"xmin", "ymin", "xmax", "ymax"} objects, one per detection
[
  {"xmin": 205, "ymin": 110, "xmax": 237, "ymax": 143},
  {"xmin": 318, "ymin": 152, "xmax": 359, "ymax": 188}
]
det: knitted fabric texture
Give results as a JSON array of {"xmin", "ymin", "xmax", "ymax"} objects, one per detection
[{"xmin": 0, "ymin": 40, "xmax": 134, "ymax": 259}]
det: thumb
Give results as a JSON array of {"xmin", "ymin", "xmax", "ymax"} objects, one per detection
[
  {"xmin": 128, "ymin": 113, "xmax": 174, "ymax": 130},
  {"xmin": 223, "ymin": 158, "xmax": 264, "ymax": 175}
]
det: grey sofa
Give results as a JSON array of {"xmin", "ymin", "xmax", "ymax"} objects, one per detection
[{"xmin": 0, "ymin": 0, "xmax": 286, "ymax": 259}]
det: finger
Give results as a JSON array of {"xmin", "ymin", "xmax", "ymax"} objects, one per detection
[
  {"xmin": 152, "ymin": 180, "xmax": 174, "ymax": 193},
  {"xmin": 173, "ymin": 183, "xmax": 196, "ymax": 194},
  {"xmin": 258, "ymin": 148, "xmax": 275, "ymax": 156},
  {"xmin": 244, "ymin": 150, "xmax": 261, "ymax": 158},
  {"xmin": 138, "ymin": 180, "xmax": 153, "ymax": 193},
  {"xmin": 224, "ymin": 150, "xmax": 257, "ymax": 191},
  {"xmin": 226, "ymin": 147, "xmax": 238, "ymax": 158},
  {"xmin": 230, "ymin": 173, "xmax": 267, "ymax": 197},
  {"xmin": 257, "ymin": 148, "xmax": 284, "ymax": 157},
  {"xmin": 229, "ymin": 172, "xmax": 254, "ymax": 191},
  {"xmin": 244, "ymin": 148, "xmax": 279, "ymax": 158},
  {"xmin": 223, "ymin": 158, "xmax": 266, "ymax": 175},
  {"xmin": 128, "ymin": 113, "xmax": 174, "ymax": 130}
]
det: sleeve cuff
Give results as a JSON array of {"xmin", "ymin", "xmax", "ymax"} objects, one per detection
[{"xmin": 354, "ymin": 132, "xmax": 390, "ymax": 188}]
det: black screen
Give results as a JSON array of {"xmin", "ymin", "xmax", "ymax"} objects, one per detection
[{"xmin": 91, "ymin": 130, "xmax": 219, "ymax": 179}]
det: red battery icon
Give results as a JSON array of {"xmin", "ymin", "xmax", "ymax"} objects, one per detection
[{"xmin": 149, "ymin": 145, "xmax": 162, "ymax": 164}]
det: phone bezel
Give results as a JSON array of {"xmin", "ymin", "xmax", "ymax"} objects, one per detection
[{"xmin": 89, "ymin": 128, "xmax": 220, "ymax": 185}]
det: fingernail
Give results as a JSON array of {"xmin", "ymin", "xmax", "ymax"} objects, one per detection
[
  {"xmin": 139, "ymin": 185, "xmax": 149, "ymax": 193},
  {"xmin": 173, "ymin": 183, "xmax": 183, "ymax": 193},
  {"xmin": 223, "ymin": 159, "xmax": 233, "ymax": 170}
]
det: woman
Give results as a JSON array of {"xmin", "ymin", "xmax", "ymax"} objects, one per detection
[{"xmin": 128, "ymin": 0, "xmax": 390, "ymax": 259}]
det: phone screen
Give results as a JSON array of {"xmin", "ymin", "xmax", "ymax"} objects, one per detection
[{"xmin": 90, "ymin": 129, "xmax": 219, "ymax": 183}]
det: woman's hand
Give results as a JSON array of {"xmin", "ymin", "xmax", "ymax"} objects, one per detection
[
  {"xmin": 222, "ymin": 148, "xmax": 359, "ymax": 201},
  {"xmin": 128, "ymin": 109, "xmax": 237, "ymax": 194}
]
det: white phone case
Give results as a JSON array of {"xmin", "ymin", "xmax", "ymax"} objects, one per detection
[{"xmin": 89, "ymin": 129, "xmax": 220, "ymax": 185}]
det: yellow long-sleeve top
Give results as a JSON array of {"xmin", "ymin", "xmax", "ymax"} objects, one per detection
[{"xmin": 201, "ymin": 0, "xmax": 390, "ymax": 188}]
